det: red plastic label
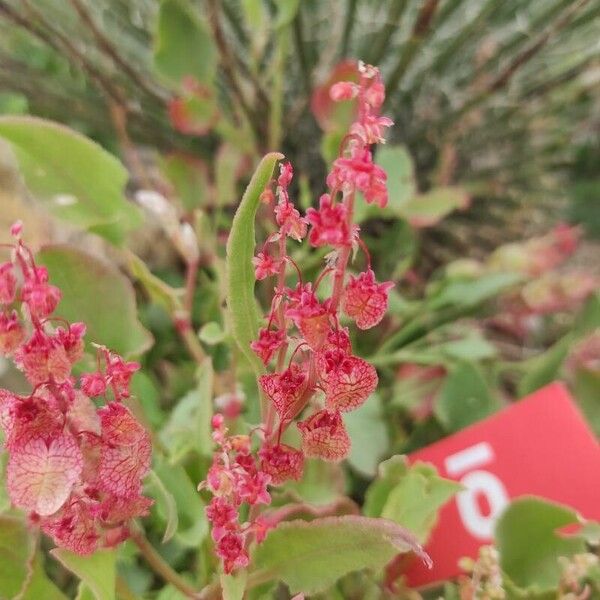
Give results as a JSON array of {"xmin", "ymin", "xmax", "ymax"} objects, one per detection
[{"xmin": 405, "ymin": 382, "xmax": 600, "ymax": 586}]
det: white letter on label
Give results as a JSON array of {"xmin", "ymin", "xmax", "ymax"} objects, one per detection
[
  {"xmin": 445, "ymin": 442, "xmax": 509, "ymax": 540},
  {"xmin": 455, "ymin": 470, "xmax": 509, "ymax": 539}
]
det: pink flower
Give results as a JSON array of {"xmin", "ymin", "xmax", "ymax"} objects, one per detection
[
  {"xmin": 97, "ymin": 403, "xmax": 151, "ymax": 499},
  {"xmin": 319, "ymin": 351, "xmax": 378, "ymax": 412},
  {"xmin": 105, "ymin": 353, "xmax": 139, "ymax": 399},
  {"xmin": 217, "ymin": 532, "xmax": 249, "ymax": 574},
  {"xmin": 206, "ymin": 497, "xmax": 238, "ymax": 541},
  {"xmin": 286, "ymin": 284, "xmax": 331, "ymax": 349},
  {"xmin": 342, "ymin": 269, "xmax": 393, "ymax": 329},
  {"xmin": 251, "ymin": 327, "xmax": 286, "ymax": 365},
  {"xmin": 306, "ymin": 194, "xmax": 351, "ymax": 247},
  {"xmin": 278, "ymin": 162, "xmax": 294, "ymax": 188},
  {"xmin": 259, "ymin": 365, "xmax": 308, "ymax": 423},
  {"xmin": 14, "ymin": 330, "xmax": 72, "ymax": 385},
  {"xmin": 330, "ymin": 81, "xmax": 358, "ymax": 102},
  {"xmin": 21, "ymin": 267, "xmax": 61, "ymax": 319},
  {"xmin": 80, "ymin": 372, "xmax": 108, "ymax": 397},
  {"xmin": 327, "ymin": 149, "xmax": 388, "ymax": 208},
  {"xmin": 0, "ymin": 311, "xmax": 24, "ymax": 355},
  {"xmin": 55, "ymin": 322, "xmax": 86, "ymax": 364},
  {"xmin": 275, "ymin": 200, "xmax": 307, "ymax": 241},
  {"xmin": 0, "ymin": 262, "xmax": 17, "ymax": 304},
  {"xmin": 297, "ymin": 409, "xmax": 350, "ymax": 462},
  {"xmin": 253, "ymin": 251, "xmax": 280, "ymax": 280},
  {"xmin": 259, "ymin": 443, "xmax": 304, "ymax": 485}
]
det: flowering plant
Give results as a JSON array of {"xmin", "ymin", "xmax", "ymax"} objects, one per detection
[{"xmin": 0, "ymin": 17, "xmax": 598, "ymax": 596}]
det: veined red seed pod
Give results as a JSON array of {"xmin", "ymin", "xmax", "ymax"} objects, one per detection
[
  {"xmin": 297, "ymin": 409, "xmax": 350, "ymax": 462},
  {"xmin": 259, "ymin": 443, "xmax": 304, "ymax": 485}
]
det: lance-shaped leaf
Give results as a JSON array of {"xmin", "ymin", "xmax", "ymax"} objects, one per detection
[
  {"xmin": 250, "ymin": 515, "xmax": 428, "ymax": 595},
  {"xmin": 7, "ymin": 434, "xmax": 82, "ymax": 516},
  {"xmin": 0, "ymin": 116, "xmax": 141, "ymax": 244},
  {"xmin": 38, "ymin": 245, "xmax": 153, "ymax": 358},
  {"xmin": 226, "ymin": 153, "xmax": 283, "ymax": 374}
]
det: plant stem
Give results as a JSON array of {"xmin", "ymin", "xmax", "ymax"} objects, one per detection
[{"xmin": 130, "ymin": 527, "xmax": 199, "ymax": 599}]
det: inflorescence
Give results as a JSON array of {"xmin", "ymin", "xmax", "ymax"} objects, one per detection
[
  {"xmin": 0, "ymin": 223, "xmax": 151, "ymax": 554},
  {"xmin": 203, "ymin": 62, "xmax": 394, "ymax": 573}
]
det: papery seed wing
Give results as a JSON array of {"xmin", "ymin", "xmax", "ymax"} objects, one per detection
[{"xmin": 7, "ymin": 434, "xmax": 82, "ymax": 516}]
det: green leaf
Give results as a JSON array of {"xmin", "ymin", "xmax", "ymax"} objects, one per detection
[
  {"xmin": 379, "ymin": 145, "xmax": 416, "ymax": 210},
  {"xmin": 496, "ymin": 497, "xmax": 586, "ymax": 591},
  {"xmin": 146, "ymin": 470, "xmax": 178, "ymax": 543},
  {"xmin": 518, "ymin": 337, "xmax": 571, "ymax": 397},
  {"xmin": 154, "ymin": 0, "xmax": 217, "ymax": 87},
  {"xmin": 274, "ymin": 0, "xmax": 301, "ymax": 28},
  {"xmin": 159, "ymin": 359, "xmax": 214, "ymax": 461},
  {"xmin": 435, "ymin": 333, "xmax": 498, "ymax": 361},
  {"xmin": 344, "ymin": 394, "xmax": 389, "ymax": 477},
  {"xmin": 435, "ymin": 361, "xmax": 502, "ymax": 431},
  {"xmin": 38, "ymin": 245, "xmax": 153, "ymax": 358},
  {"xmin": 364, "ymin": 456, "xmax": 461, "ymax": 544},
  {"xmin": 0, "ymin": 515, "xmax": 34, "ymax": 598},
  {"xmin": 20, "ymin": 553, "xmax": 68, "ymax": 600},
  {"xmin": 573, "ymin": 370, "xmax": 600, "ymax": 436},
  {"xmin": 152, "ymin": 461, "xmax": 208, "ymax": 547},
  {"xmin": 431, "ymin": 272, "xmax": 522, "ymax": 310},
  {"xmin": 0, "ymin": 116, "xmax": 141, "ymax": 243},
  {"xmin": 127, "ymin": 252, "xmax": 182, "ymax": 315},
  {"xmin": 399, "ymin": 186, "xmax": 469, "ymax": 228},
  {"xmin": 51, "ymin": 548, "xmax": 116, "ymax": 600},
  {"xmin": 221, "ymin": 571, "xmax": 247, "ymax": 600},
  {"xmin": 250, "ymin": 515, "xmax": 426, "ymax": 595},
  {"xmin": 160, "ymin": 154, "xmax": 209, "ymax": 211},
  {"xmin": 226, "ymin": 153, "xmax": 283, "ymax": 375}
]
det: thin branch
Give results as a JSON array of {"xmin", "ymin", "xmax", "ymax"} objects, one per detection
[
  {"xmin": 385, "ymin": 0, "xmax": 441, "ymax": 103},
  {"xmin": 67, "ymin": 0, "xmax": 169, "ymax": 105},
  {"xmin": 206, "ymin": 0, "xmax": 264, "ymax": 149},
  {"xmin": 293, "ymin": 7, "xmax": 311, "ymax": 97},
  {"xmin": 366, "ymin": 0, "xmax": 409, "ymax": 66},
  {"xmin": 453, "ymin": 0, "xmax": 592, "ymax": 121},
  {"xmin": 340, "ymin": 0, "xmax": 358, "ymax": 58},
  {"xmin": 18, "ymin": 0, "xmax": 126, "ymax": 106},
  {"xmin": 130, "ymin": 525, "xmax": 200, "ymax": 599}
]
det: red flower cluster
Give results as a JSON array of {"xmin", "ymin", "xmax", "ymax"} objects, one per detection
[
  {"xmin": 203, "ymin": 415, "xmax": 271, "ymax": 573},
  {"xmin": 0, "ymin": 227, "xmax": 151, "ymax": 554},
  {"xmin": 204, "ymin": 62, "xmax": 394, "ymax": 574}
]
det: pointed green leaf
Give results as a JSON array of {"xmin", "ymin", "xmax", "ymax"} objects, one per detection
[
  {"xmin": 37, "ymin": 245, "xmax": 153, "ymax": 358},
  {"xmin": 364, "ymin": 456, "xmax": 461, "ymax": 543},
  {"xmin": 0, "ymin": 116, "xmax": 141, "ymax": 243},
  {"xmin": 152, "ymin": 461, "xmax": 207, "ymax": 548},
  {"xmin": 51, "ymin": 548, "xmax": 116, "ymax": 600},
  {"xmin": 250, "ymin": 515, "xmax": 427, "ymax": 595},
  {"xmin": 146, "ymin": 470, "xmax": 178, "ymax": 543},
  {"xmin": 226, "ymin": 153, "xmax": 283, "ymax": 374}
]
